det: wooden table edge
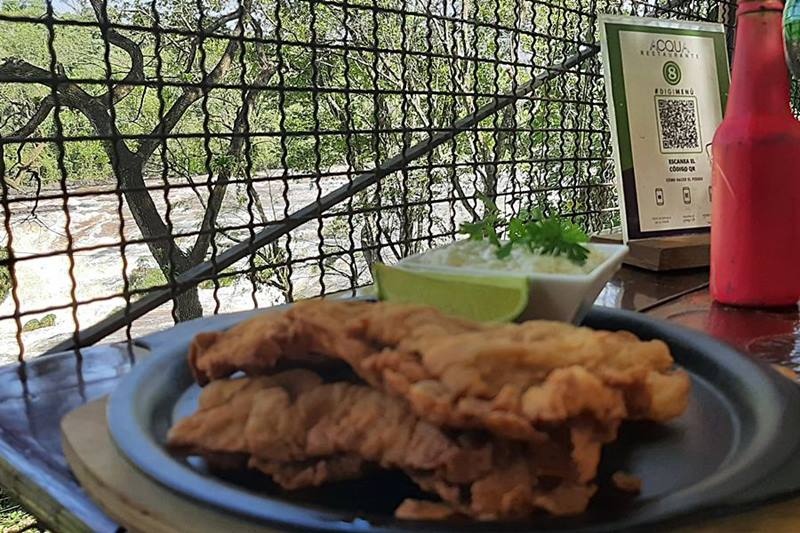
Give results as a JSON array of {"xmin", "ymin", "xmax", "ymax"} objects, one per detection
[{"xmin": 0, "ymin": 428, "xmax": 112, "ymax": 533}]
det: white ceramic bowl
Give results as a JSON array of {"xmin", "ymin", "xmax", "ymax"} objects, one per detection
[{"xmin": 397, "ymin": 242, "xmax": 629, "ymax": 324}]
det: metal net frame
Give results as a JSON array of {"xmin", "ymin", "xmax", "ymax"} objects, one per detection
[{"xmin": 0, "ymin": 0, "xmax": 741, "ymax": 361}]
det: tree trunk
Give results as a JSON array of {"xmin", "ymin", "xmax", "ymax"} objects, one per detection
[
  {"xmin": 115, "ymin": 160, "xmax": 205, "ymax": 321},
  {"xmin": 174, "ymin": 288, "xmax": 203, "ymax": 322},
  {"xmin": 0, "ymin": 6, "xmax": 253, "ymax": 328},
  {"xmin": 361, "ymin": 222, "xmax": 377, "ymax": 267}
]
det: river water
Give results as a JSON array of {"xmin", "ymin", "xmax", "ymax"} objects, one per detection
[{"xmin": 0, "ymin": 174, "xmax": 371, "ymax": 363}]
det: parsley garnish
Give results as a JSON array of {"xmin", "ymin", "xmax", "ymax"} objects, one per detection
[{"xmin": 458, "ymin": 195, "xmax": 591, "ymax": 266}]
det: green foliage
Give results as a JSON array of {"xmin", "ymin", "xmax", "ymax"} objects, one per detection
[
  {"xmin": 22, "ymin": 313, "xmax": 56, "ymax": 332},
  {"xmin": 199, "ymin": 269, "xmax": 240, "ymax": 289},
  {"xmin": 0, "ymin": 0, "xmax": 628, "ymax": 304},
  {"xmin": 0, "ymin": 486, "xmax": 43, "ymax": 532},
  {"xmin": 254, "ymin": 246, "xmax": 289, "ymax": 287},
  {"xmin": 1, "ymin": 0, "xmax": 111, "ymax": 185},
  {"xmin": 460, "ymin": 196, "xmax": 590, "ymax": 265},
  {"xmin": 129, "ymin": 258, "xmax": 167, "ymax": 293},
  {"xmin": 459, "ymin": 194, "xmax": 503, "ymax": 247},
  {"xmin": 0, "ymin": 0, "xmax": 614, "ymax": 199},
  {"xmin": 505, "ymin": 213, "xmax": 591, "ymax": 265}
]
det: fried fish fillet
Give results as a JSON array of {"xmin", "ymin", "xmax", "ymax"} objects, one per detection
[
  {"xmin": 360, "ymin": 322, "xmax": 690, "ymax": 441},
  {"xmin": 188, "ymin": 300, "xmax": 690, "ymax": 442},
  {"xmin": 168, "ymin": 370, "xmax": 598, "ymax": 519},
  {"xmin": 188, "ymin": 310, "xmax": 303, "ymax": 386},
  {"xmin": 188, "ymin": 300, "xmax": 482, "ymax": 386},
  {"xmin": 167, "ymin": 369, "xmax": 324, "ymax": 457},
  {"xmin": 170, "ymin": 301, "xmax": 689, "ymax": 520}
]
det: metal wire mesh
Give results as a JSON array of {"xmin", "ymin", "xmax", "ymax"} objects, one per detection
[{"xmin": 0, "ymin": 0, "xmax": 741, "ymax": 361}]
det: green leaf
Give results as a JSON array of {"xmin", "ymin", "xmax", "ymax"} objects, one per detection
[
  {"xmin": 486, "ymin": 224, "xmax": 501, "ymax": 247},
  {"xmin": 497, "ymin": 242, "xmax": 514, "ymax": 259},
  {"xmin": 476, "ymin": 192, "xmax": 499, "ymax": 215},
  {"xmin": 459, "ymin": 200, "xmax": 590, "ymax": 266},
  {"xmin": 508, "ymin": 218, "xmax": 527, "ymax": 241},
  {"xmin": 523, "ymin": 216, "xmax": 590, "ymax": 266},
  {"xmin": 459, "ymin": 221, "xmax": 487, "ymax": 241}
]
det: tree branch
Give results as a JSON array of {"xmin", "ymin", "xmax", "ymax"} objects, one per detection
[
  {"xmin": 0, "ymin": 57, "xmax": 186, "ymax": 272},
  {"xmin": 8, "ymin": 95, "xmax": 54, "ymax": 139},
  {"xmin": 88, "ymin": 0, "xmax": 144, "ymax": 104},
  {"xmin": 0, "ymin": 59, "xmax": 133, "ymax": 160},
  {"xmin": 481, "ymin": 104, "xmax": 515, "ymax": 199},
  {"xmin": 451, "ymin": 169, "xmax": 479, "ymax": 221},
  {"xmin": 184, "ymin": 7, "xmax": 244, "ymax": 72},
  {"xmin": 137, "ymin": 34, "xmax": 241, "ymax": 162},
  {"xmin": 189, "ymin": 62, "xmax": 276, "ymax": 265}
]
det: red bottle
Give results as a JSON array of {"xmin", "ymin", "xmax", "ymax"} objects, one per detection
[{"xmin": 711, "ymin": 0, "xmax": 800, "ymax": 306}]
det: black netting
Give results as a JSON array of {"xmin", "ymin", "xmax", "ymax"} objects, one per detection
[{"xmin": 0, "ymin": 0, "xmax": 737, "ymax": 361}]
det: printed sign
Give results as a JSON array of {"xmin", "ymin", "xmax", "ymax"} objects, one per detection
[{"xmin": 599, "ymin": 16, "xmax": 730, "ymax": 241}]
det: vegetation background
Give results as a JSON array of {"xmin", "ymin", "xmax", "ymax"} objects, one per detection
[{"xmin": 0, "ymin": 0, "xmax": 636, "ymax": 327}]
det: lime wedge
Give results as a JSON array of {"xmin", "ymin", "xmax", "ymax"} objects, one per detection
[{"xmin": 372, "ymin": 263, "xmax": 529, "ymax": 323}]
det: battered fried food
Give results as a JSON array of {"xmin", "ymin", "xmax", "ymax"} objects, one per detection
[
  {"xmin": 245, "ymin": 379, "xmax": 599, "ymax": 518},
  {"xmin": 394, "ymin": 500, "xmax": 457, "ymax": 520},
  {"xmin": 174, "ymin": 300, "xmax": 689, "ymax": 520},
  {"xmin": 248, "ymin": 455, "xmax": 366, "ymax": 490},
  {"xmin": 612, "ymin": 471, "xmax": 643, "ymax": 494},
  {"xmin": 188, "ymin": 300, "xmax": 689, "ymax": 439},
  {"xmin": 188, "ymin": 300, "xmax": 482, "ymax": 386},
  {"xmin": 167, "ymin": 369, "xmax": 324, "ymax": 456},
  {"xmin": 168, "ymin": 370, "xmax": 598, "ymax": 519},
  {"xmin": 362, "ymin": 322, "xmax": 690, "ymax": 441},
  {"xmin": 188, "ymin": 310, "xmax": 304, "ymax": 386}
]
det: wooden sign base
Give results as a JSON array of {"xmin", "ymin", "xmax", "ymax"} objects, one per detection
[{"xmin": 592, "ymin": 233, "xmax": 710, "ymax": 272}]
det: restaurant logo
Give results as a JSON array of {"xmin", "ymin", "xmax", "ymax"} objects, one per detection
[
  {"xmin": 641, "ymin": 38, "xmax": 699, "ymax": 59},
  {"xmin": 663, "ymin": 61, "xmax": 682, "ymax": 85},
  {"xmin": 650, "ymin": 38, "xmax": 692, "ymax": 54}
]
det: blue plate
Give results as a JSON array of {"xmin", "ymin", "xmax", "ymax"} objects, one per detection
[{"xmin": 107, "ymin": 305, "xmax": 800, "ymax": 532}]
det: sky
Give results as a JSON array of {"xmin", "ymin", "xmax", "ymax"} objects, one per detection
[
  {"xmin": 51, "ymin": 0, "xmax": 79, "ymax": 13},
  {"xmin": 0, "ymin": 0, "xmax": 83, "ymax": 14}
]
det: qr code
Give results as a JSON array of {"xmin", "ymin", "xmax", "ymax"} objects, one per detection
[{"xmin": 656, "ymin": 97, "xmax": 701, "ymax": 152}]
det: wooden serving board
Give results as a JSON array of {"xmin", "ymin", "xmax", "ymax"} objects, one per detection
[
  {"xmin": 61, "ymin": 399, "xmax": 278, "ymax": 533},
  {"xmin": 62, "ymin": 398, "xmax": 800, "ymax": 533}
]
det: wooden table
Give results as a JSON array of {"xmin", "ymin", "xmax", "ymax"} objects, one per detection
[{"xmin": 1, "ymin": 266, "xmax": 798, "ymax": 532}]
